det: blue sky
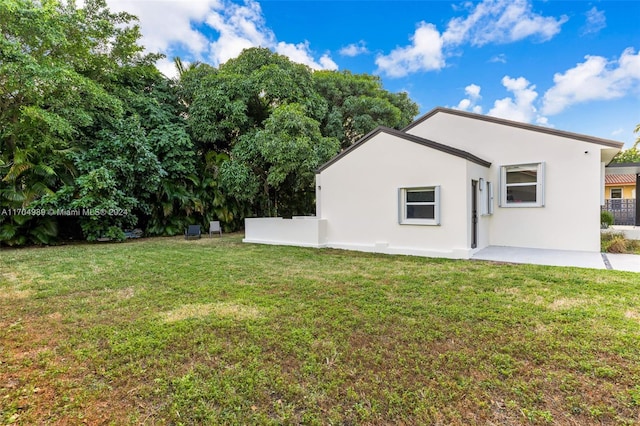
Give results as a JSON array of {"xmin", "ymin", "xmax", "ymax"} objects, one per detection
[{"xmin": 106, "ymin": 0, "xmax": 640, "ymax": 147}]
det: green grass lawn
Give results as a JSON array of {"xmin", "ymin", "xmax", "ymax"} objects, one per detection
[{"xmin": 1, "ymin": 235, "xmax": 640, "ymax": 425}]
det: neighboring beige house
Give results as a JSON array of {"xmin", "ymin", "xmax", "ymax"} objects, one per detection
[
  {"xmin": 605, "ymin": 163, "xmax": 639, "ymax": 199},
  {"xmin": 605, "ymin": 174, "xmax": 636, "ymax": 199},
  {"xmin": 603, "ymin": 162, "xmax": 640, "ymax": 226},
  {"xmin": 244, "ymin": 107, "xmax": 624, "ymax": 258}
]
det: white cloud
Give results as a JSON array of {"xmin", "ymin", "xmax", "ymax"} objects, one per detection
[
  {"xmin": 443, "ymin": 0, "xmax": 567, "ymax": 46},
  {"xmin": 465, "ymin": 84, "xmax": 482, "ymax": 99},
  {"xmin": 488, "ymin": 76, "xmax": 547, "ymax": 124},
  {"xmin": 542, "ymin": 48, "xmax": 640, "ymax": 115},
  {"xmin": 339, "ymin": 41, "xmax": 369, "ymax": 57},
  {"xmin": 206, "ymin": 0, "xmax": 274, "ymax": 65},
  {"xmin": 275, "ymin": 42, "xmax": 338, "ymax": 71},
  {"xmin": 375, "ymin": 22, "xmax": 444, "ymax": 77},
  {"xmin": 103, "ymin": 0, "xmax": 337, "ymax": 73},
  {"xmin": 156, "ymin": 57, "xmax": 180, "ymax": 80},
  {"xmin": 457, "ymin": 99, "xmax": 472, "ymax": 110},
  {"xmin": 453, "ymin": 48, "xmax": 640, "ymax": 127},
  {"xmin": 581, "ymin": 7, "xmax": 606, "ymax": 36},
  {"xmin": 536, "ymin": 116, "xmax": 549, "ymax": 126},
  {"xmin": 489, "ymin": 54, "xmax": 507, "ymax": 63},
  {"xmin": 319, "ymin": 54, "xmax": 339, "ymax": 71},
  {"xmin": 454, "ymin": 84, "xmax": 483, "ymax": 113},
  {"xmin": 104, "ymin": 0, "xmax": 217, "ymax": 59},
  {"xmin": 452, "ymin": 77, "xmax": 549, "ymax": 124},
  {"xmin": 376, "ymin": 0, "xmax": 567, "ymax": 77}
]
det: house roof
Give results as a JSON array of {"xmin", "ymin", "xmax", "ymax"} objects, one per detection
[
  {"xmin": 605, "ymin": 174, "xmax": 637, "ymax": 185},
  {"xmin": 606, "ymin": 163, "xmax": 640, "ymax": 175},
  {"xmin": 607, "ymin": 162, "xmax": 640, "ymax": 168},
  {"xmin": 403, "ymin": 107, "xmax": 625, "ymax": 149},
  {"xmin": 317, "ymin": 126, "xmax": 491, "ymax": 173}
]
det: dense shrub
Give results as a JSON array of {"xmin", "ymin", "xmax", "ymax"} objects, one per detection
[{"xmin": 600, "ymin": 211, "xmax": 614, "ymax": 228}]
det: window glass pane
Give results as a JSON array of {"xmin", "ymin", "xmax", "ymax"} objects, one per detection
[
  {"xmin": 406, "ymin": 190, "xmax": 434, "ymax": 203},
  {"xmin": 407, "ymin": 204, "xmax": 435, "ymax": 219},
  {"xmin": 610, "ymin": 188, "xmax": 622, "ymax": 199},
  {"xmin": 506, "ymin": 185, "xmax": 537, "ymax": 203},
  {"xmin": 506, "ymin": 168, "xmax": 537, "ymax": 184}
]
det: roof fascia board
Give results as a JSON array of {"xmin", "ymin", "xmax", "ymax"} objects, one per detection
[{"xmin": 606, "ymin": 162, "xmax": 640, "ymax": 168}]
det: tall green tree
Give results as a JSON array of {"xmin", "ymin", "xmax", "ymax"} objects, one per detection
[
  {"xmin": 182, "ymin": 47, "xmax": 327, "ymax": 154},
  {"xmin": 169, "ymin": 59, "xmax": 245, "ymax": 232},
  {"xmin": 2, "ymin": 1, "xmax": 421, "ymax": 244},
  {"xmin": 313, "ymin": 70, "xmax": 419, "ymax": 149},
  {"xmin": 181, "ymin": 48, "xmax": 333, "ymax": 217},
  {"xmin": 220, "ymin": 103, "xmax": 339, "ymax": 216},
  {"xmin": 182, "ymin": 48, "xmax": 418, "ymax": 218},
  {"xmin": 1, "ymin": 0, "xmax": 195, "ymax": 243},
  {"xmin": 0, "ymin": 0, "xmax": 126, "ymax": 244}
]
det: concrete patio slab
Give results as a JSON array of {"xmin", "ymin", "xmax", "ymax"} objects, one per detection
[
  {"xmin": 472, "ymin": 246, "xmax": 640, "ymax": 272},
  {"xmin": 606, "ymin": 253, "xmax": 640, "ymax": 273}
]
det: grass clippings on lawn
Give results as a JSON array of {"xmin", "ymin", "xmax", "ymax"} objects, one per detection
[{"xmin": 1, "ymin": 235, "xmax": 639, "ymax": 425}]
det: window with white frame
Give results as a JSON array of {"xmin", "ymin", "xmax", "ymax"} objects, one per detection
[
  {"xmin": 610, "ymin": 188, "xmax": 622, "ymax": 199},
  {"xmin": 500, "ymin": 163, "xmax": 545, "ymax": 207},
  {"xmin": 399, "ymin": 186, "xmax": 440, "ymax": 225}
]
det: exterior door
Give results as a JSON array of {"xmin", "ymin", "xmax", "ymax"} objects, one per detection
[{"xmin": 471, "ymin": 180, "xmax": 478, "ymax": 249}]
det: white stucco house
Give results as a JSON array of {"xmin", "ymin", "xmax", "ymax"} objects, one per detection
[{"xmin": 244, "ymin": 107, "xmax": 624, "ymax": 259}]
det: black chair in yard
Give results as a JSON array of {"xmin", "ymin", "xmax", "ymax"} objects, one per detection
[{"xmin": 185, "ymin": 225, "xmax": 201, "ymax": 240}]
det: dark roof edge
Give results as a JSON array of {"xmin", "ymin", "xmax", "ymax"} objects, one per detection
[
  {"xmin": 606, "ymin": 162, "xmax": 640, "ymax": 168},
  {"xmin": 402, "ymin": 107, "xmax": 625, "ymax": 149},
  {"xmin": 317, "ymin": 126, "xmax": 491, "ymax": 173}
]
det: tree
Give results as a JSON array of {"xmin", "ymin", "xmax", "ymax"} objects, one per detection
[
  {"xmin": 1, "ymin": 0, "xmax": 195, "ymax": 244},
  {"xmin": 181, "ymin": 48, "xmax": 418, "ymax": 218},
  {"xmin": 183, "ymin": 47, "xmax": 327, "ymax": 153},
  {"xmin": 220, "ymin": 103, "xmax": 339, "ymax": 216},
  {"xmin": 313, "ymin": 71, "xmax": 419, "ymax": 148},
  {"xmin": 2, "ymin": 3, "xmax": 422, "ymax": 244},
  {"xmin": 181, "ymin": 48, "xmax": 335, "ymax": 217},
  {"xmin": 0, "ymin": 0, "xmax": 128, "ymax": 244}
]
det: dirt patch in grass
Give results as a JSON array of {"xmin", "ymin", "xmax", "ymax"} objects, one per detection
[
  {"xmin": 115, "ymin": 287, "xmax": 135, "ymax": 300},
  {"xmin": 495, "ymin": 286, "xmax": 521, "ymax": 296},
  {"xmin": 548, "ymin": 297, "xmax": 589, "ymax": 311},
  {"xmin": 1, "ymin": 271, "xmax": 20, "ymax": 282},
  {"xmin": 1, "ymin": 269, "xmax": 43, "ymax": 285},
  {"xmin": 1, "ymin": 272, "xmax": 38, "ymax": 299},
  {"xmin": 162, "ymin": 302, "xmax": 263, "ymax": 323},
  {"xmin": 624, "ymin": 310, "xmax": 640, "ymax": 321},
  {"xmin": 0, "ymin": 287, "xmax": 35, "ymax": 299}
]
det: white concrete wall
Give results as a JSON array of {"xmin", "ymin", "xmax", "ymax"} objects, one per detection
[
  {"xmin": 600, "ymin": 162, "xmax": 605, "ymax": 206},
  {"xmin": 604, "ymin": 226, "xmax": 640, "ymax": 240},
  {"xmin": 318, "ymin": 131, "xmax": 479, "ymax": 259},
  {"xmin": 243, "ymin": 217, "xmax": 327, "ymax": 247},
  {"xmin": 407, "ymin": 112, "xmax": 603, "ymax": 252},
  {"xmin": 467, "ymin": 161, "xmax": 492, "ymax": 252}
]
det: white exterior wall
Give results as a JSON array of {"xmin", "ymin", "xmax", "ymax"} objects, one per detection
[
  {"xmin": 407, "ymin": 113, "xmax": 603, "ymax": 251},
  {"xmin": 243, "ymin": 217, "xmax": 327, "ymax": 247},
  {"xmin": 467, "ymin": 161, "xmax": 492, "ymax": 252},
  {"xmin": 318, "ymin": 132, "xmax": 480, "ymax": 258}
]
